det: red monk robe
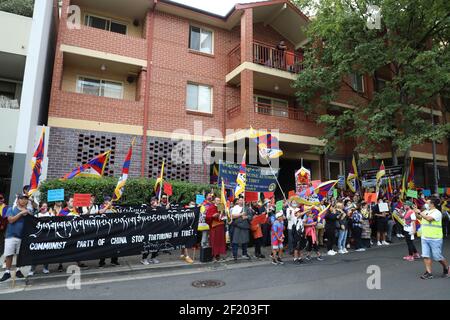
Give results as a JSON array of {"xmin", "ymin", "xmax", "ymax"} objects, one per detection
[{"xmin": 205, "ymin": 204, "xmax": 226, "ymax": 257}]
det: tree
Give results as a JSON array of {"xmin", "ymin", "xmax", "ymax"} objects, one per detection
[
  {"xmin": 293, "ymin": 0, "xmax": 450, "ymax": 165},
  {"xmin": 0, "ymin": 0, "xmax": 34, "ymax": 17}
]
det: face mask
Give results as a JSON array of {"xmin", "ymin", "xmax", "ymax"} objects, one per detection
[{"xmin": 424, "ymin": 203, "xmax": 430, "ymax": 210}]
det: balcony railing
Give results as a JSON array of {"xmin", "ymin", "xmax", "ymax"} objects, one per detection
[
  {"xmin": 228, "ymin": 41, "xmax": 303, "ymax": 74},
  {"xmin": 0, "ymin": 96, "xmax": 20, "ymax": 110},
  {"xmin": 255, "ymin": 101, "xmax": 307, "ymax": 120}
]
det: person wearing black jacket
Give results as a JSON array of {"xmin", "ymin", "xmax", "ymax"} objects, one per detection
[{"xmin": 324, "ymin": 206, "xmax": 339, "ymax": 256}]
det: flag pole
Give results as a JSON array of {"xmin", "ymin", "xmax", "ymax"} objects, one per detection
[{"xmin": 263, "ymin": 156, "xmax": 287, "ymax": 202}]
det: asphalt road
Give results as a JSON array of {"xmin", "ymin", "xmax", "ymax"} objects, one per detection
[{"xmin": 2, "ymin": 240, "xmax": 449, "ymax": 300}]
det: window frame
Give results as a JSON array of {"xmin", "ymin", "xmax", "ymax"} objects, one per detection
[
  {"xmin": 254, "ymin": 94, "xmax": 289, "ymax": 118},
  {"xmin": 188, "ymin": 25, "xmax": 214, "ymax": 55},
  {"xmin": 351, "ymin": 73, "xmax": 365, "ymax": 93},
  {"xmin": 84, "ymin": 13, "xmax": 128, "ymax": 35},
  {"xmin": 327, "ymin": 160, "xmax": 345, "ymax": 180},
  {"xmin": 76, "ymin": 75, "xmax": 124, "ymax": 100},
  {"xmin": 186, "ymin": 82, "xmax": 213, "ymax": 114}
]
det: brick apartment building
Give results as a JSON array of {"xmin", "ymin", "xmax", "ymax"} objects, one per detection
[{"xmin": 46, "ymin": 0, "xmax": 449, "ymax": 192}]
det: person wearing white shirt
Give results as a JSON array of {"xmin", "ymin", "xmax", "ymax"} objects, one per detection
[
  {"xmin": 286, "ymin": 202, "xmax": 297, "ymax": 255},
  {"xmin": 29, "ymin": 202, "xmax": 52, "ymax": 276},
  {"xmin": 81, "ymin": 195, "xmax": 99, "ymax": 215}
]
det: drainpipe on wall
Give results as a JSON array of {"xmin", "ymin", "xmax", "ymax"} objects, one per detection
[{"xmin": 141, "ymin": 1, "xmax": 157, "ymax": 177}]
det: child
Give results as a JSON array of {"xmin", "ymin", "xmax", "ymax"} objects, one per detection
[
  {"xmin": 271, "ymin": 212, "xmax": 285, "ymax": 265},
  {"xmin": 304, "ymin": 210, "xmax": 323, "ymax": 261}
]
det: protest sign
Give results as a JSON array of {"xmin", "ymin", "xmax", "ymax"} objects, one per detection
[
  {"xmin": 17, "ymin": 205, "xmax": 199, "ymax": 266},
  {"xmin": 447, "ymin": 188, "xmax": 450, "ymax": 196},
  {"xmin": 406, "ymin": 189, "xmax": 418, "ymax": 199},
  {"xmin": 219, "ymin": 161, "xmax": 278, "ymax": 192},
  {"xmin": 422, "ymin": 189, "xmax": 431, "ymax": 197},
  {"xmin": 73, "ymin": 194, "xmax": 91, "ymax": 207},
  {"xmin": 263, "ymin": 192, "xmax": 274, "ymax": 199},
  {"xmin": 378, "ymin": 202, "xmax": 389, "ymax": 212},
  {"xmin": 195, "ymin": 195, "xmax": 205, "ymax": 205},
  {"xmin": 333, "ymin": 189, "xmax": 338, "ymax": 199},
  {"xmin": 364, "ymin": 193, "xmax": 377, "ymax": 203},
  {"xmin": 47, "ymin": 189, "xmax": 64, "ymax": 202},
  {"xmin": 163, "ymin": 182, "xmax": 173, "ymax": 196},
  {"xmin": 245, "ymin": 192, "xmax": 259, "ymax": 203},
  {"xmin": 276, "ymin": 200, "xmax": 284, "ymax": 212},
  {"xmin": 438, "ymin": 187, "xmax": 445, "ymax": 195}
]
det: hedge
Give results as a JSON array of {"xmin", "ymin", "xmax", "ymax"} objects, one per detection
[
  {"xmin": 39, "ymin": 177, "xmax": 219, "ymax": 206},
  {"xmin": 0, "ymin": 0, "xmax": 34, "ymax": 17}
]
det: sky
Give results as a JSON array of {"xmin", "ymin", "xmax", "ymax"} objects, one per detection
[{"xmin": 169, "ymin": 0, "xmax": 267, "ymax": 16}]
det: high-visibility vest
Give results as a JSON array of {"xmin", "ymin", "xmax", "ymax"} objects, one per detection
[{"xmin": 421, "ymin": 210, "xmax": 443, "ymax": 239}]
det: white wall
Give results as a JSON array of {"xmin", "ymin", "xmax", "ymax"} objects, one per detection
[
  {"xmin": 0, "ymin": 108, "xmax": 20, "ymax": 152},
  {"xmin": 0, "ymin": 11, "xmax": 31, "ymax": 56}
]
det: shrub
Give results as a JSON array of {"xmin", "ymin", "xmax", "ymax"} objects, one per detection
[
  {"xmin": 39, "ymin": 177, "xmax": 219, "ymax": 206},
  {"xmin": 0, "ymin": 0, "xmax": 34, "ymax": 17}
]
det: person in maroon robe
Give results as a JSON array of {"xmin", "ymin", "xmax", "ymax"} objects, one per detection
[{"xmin": 206, "ymin": 197, "xmax": 226, "ymax": 261}]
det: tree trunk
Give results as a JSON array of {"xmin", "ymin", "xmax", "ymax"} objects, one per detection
[{"xmin": 391, "ymin": 144, "xmax": 398, "ymax": 165}]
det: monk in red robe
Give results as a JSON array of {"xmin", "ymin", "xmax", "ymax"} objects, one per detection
[{"xmin": 206, "ymin": 197, "xmax": 226, "ymax": 261}]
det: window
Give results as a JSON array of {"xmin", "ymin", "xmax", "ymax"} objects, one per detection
[
  {"xmin": 375, "ymin": 77, "xmax": 387, "ymax": 92},
  {"xmin": 351, "ymin": 73, "xmax": 364, "ymax": 92},
  {"xmin": 0, "ymin": 81, "xmax": 16, "ymax": 100},
  {"xmin": 77, "ymin": 77, "xmax": 123, "ymax": 99},
  {"xmin": 254, "ymin": 95, "xmax": 288, "ymax": 117},
  {"xmin": 189, "ymin": 26, "xmax": 213, "ymax": 54},
  {"xmin": 85, "ymin": 14, "xmax": 127, "ymax": 35},
  {"xmin": 328, "ymin": 160, "xmax": 344, "ymax": 180},
  {"xmin": 186, "ymin": 83, "xmax": 212, "ymax": 113}
]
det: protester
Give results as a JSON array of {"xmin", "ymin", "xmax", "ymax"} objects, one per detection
[
  {"xmin": 250, "ymin": 201, "xmax": 268, "ymax": 259},
  {"xmin": 99, "ymin": 196, "xmax": 120, "ymax": 267},
  {"xmin": 374, "ymin": 199, "xmax": 389, "ymax": 246},
  {"xmin": 351, "ymin": 204, "xmax": 365, "ymax": 252},
  {"xmin": 336, "ymin": 202, "xmax": 349, "ymax": 254},
  {"xmin": 415, "ymin": 197, "xmax": 449, "ymax": 279},
  {"xmin": 0, "ymin": 194, "xmax": 30, "ymax": 282},
  {"xmin": 82, "ymin": 195, "xmax": 99, "ymax": 215},
  {"xmin": 59, "ymin": 197, "xmax": 79, "ymax": 216},
  {"xmin": 400, "ymin": 201, "xmax": 420, "ymax": 261},
  {"xmin": 324, "ymin": 206, "xmax": 339, "ymax": 255},
  {"xmin": 271, "ymin": 211, "xmax": 285, "ymax": 265},
  {"xmin": 303, "ymin": 209, "xmax": 323, "ymax": 261},
  {"xmin": 29, "ymin": 202, "xmax": 52, "ymax": 276},
  {"xmin": 141, "ymin": 197, "xmax": 160, "ymax": 265},
  {"xmin": 285, "ymin": 201, "xmax": 297, "ymax": 255},
  {"xmin": 360, "ymin": 202, "xmax": 372, "ymax": 248},
  {"xmin": 230, "ymin": 197, "xmax": 251, "ymax": 260},
  {"xmin": 50, "ymin": 201, "xmax": 64, "ymax": 216},
  {"xmin": 292, "ymin": 208, "xmax": 306, "ymax": 263},
  {"xmin": 206, "ymin": 197, "xmax": 226, "ymax": 261}
]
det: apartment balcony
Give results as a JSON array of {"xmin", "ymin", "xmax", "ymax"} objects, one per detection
[
  {"xmin": 227, "ymin": 41, "xmax": 303, "ymax": 96},
  {"xmin": 0, "ymin": 106, "xmax": 20, "ymax": 153}
]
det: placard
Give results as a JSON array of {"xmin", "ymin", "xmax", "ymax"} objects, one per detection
[
  {"xmin": 406, "ymin": 189, "xmax": 418, "ymax": 199},
  {"xmin": 378, "ymin": 202, "xmax": 389, "ymax": 212},
  {"xmin": 276, "ymin": 200, "xmax": 284, "ymax": 212},
  {"xmin": 438, "ymin": 187, "xmax": 445, "ymax": 195},
  {"xmin": 333, "ymin": 189, "xmax": 338, "ymax": 198},
  {"xmin": 245, "ymin": 191, "xmax": 259, "ymax": 203},
  {"xmin": 263, "ymin": 192, "xmax": 274, "ymax": 199},
  {"xmin": 195, "ymin": 195, "xmax": 205, "ymax": 205},
  {"xmin": 364, "ymin": 193, "xmax": 377, "ymax": 203},
  {"xmin": 47, "ymin": 189, "xmax": 64, "ymax": 202},
  {"xmin": 73, "ymin": 194, "xmax": 91, "ymax": 207},
  {"xmin": 422, "ymin": 189, "xmax": 431, "ymax": 197}
]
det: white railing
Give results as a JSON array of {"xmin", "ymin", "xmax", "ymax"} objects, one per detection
[{"xmin": 0, "ymin": 96, "xmax": 20, "ymax": 109}]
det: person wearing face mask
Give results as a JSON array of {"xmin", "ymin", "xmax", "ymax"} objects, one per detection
[{"xmin": 415, "ymin": 197, "xmax": 449, "ymax": 280}]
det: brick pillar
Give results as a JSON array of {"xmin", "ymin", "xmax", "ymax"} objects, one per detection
[
  {"xmin": 240, "ymin": 8, "xmax": 254, "ymax": 127},
  {"xmin": 136, "ymin": 68, "xmax": 146, "ymax": 102}
]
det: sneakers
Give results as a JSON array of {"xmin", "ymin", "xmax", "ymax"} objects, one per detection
[
  {"xmin": 355, "ymin": 248, "xmax": 366, "ymax": 252},
  {"xmin": 316, "ymin": 256, "xmax": 324, "ymax": 261},
  {"xmin": 403, "ymin": 255, "xmax": 414, "ymax": 262},
  {"xmin": 43, "ymin": 268, "xmax": 50, "ymax": 274},
  {"xmin": 277, "ymin": 258, "xmax": 284, "ymax": 265},
  {"xmin": 242, "ymin": 254, "xmax": 252, "ymax": 260},
  {"xmin": 296, "ymin": 258, "xmax": 304, "ymax": 264},
  {"xmin": 257, "ymin": 254, "xmax": 266, "ymax": 259},
  {"xmin": 151, "ymin": 258, "xmax": 160, "ymax": 264},
  {"xmin": 377, "ymin": 241, "xmax": 382, "ymax": 246},
  {"xmin": 413, "ymin": 253, "xmax": 421, "ymax": 259},
  {"xmin": 397, "ymin": 233, "xmax": 404, "ymax": 238},
  {"xmin": 184, "ymin": 256, "xmax": 194, "ymax": 264},
  {"xmin": 382, "ymin": 241, "xmax": 390, "ymax": 245},
  {"xmin": 338, "ymin": 249, "xmax": 345, "ymax": 254},
  {"xmin": 111, "ymin": 260, "xmax": 120, "ymax": 266},
  {"xmin": 305, "ymin": 256, "xmax": 311, "ymax": 261},
  {"xmin": 180, "ymin": 255, "xmax": 186, "ymax": 260},
  {"xmin": 293, "ymin": 257, "xmax": 298, "ymax": 262},
  {"xmin": 141, "ymin": 259, "xmax": 150, "ymax": 265},
  {"xmin": 57, "ymin": 264, "xmax": 63, "ymax": 272},
  {"xmin": 271, "ymin": 259, "xmax": 279, "ymax": 265},
  {"xmin": 15, "ymin": 270, "xmax": 24, "ymax": 279},
  {"xmin": 327, "ymin": 250, "xmax": 337, "ymax": 256},
  {"xmin": 0, "ymin": 272, "xmax": 11, "ymax": 282},
  {"xmin": 343, "ymin": 249, "xmax": 349, "ymax": 253},
  {"xmin": 27, "ymin": 270, "xmax": 34, "ymax": 277},
  {"xmin": 443, "ymin": 267, "xmax": 449, "ymax": 278},
  {"xmin": 420, "ymin": 272, "xmax": 433, "ymax": 280}
]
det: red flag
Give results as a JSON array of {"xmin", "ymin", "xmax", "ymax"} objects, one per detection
[
  {"xmin": 163, "ymin": 182, "xmax": 173, "ymax": 196},
  {"xmin": 245, "ymin": 191, "xmax": 259, "ymax": 203},
  {"xmin": 263, "ymin": 192, "xmax": 274, "ymax": 199}
]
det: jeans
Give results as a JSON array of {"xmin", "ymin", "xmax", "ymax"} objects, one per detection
[
  {"xmin": 338, "ymin": 229, "xmax": 348, "ymax": 251},
  {"xmin": 403, "ymin": 230, "xmax": 417, "ymax": 256},
  {"xmin": 142, "ymin": 251, "xmax": 158, "ymax": 260},
  {"xmin": 325, "ymin": 228, "xmax": 336, "ymax": 251},
  {"xmin": 353, "ymin": 227, "xmax": 363, "ymax": 249},
  {"xmin": 232, "ymin": 243, "xmax": 248, "ymax": 258},
  {"xmin": 387, "ymin": 220, "xmax": 395, "ymax": 241},
  {"xmin": 288, "ymin": 228, "xmax": 294, "ymax": 254}
]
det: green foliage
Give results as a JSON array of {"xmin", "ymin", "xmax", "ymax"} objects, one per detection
[
  {"xmin": 292, "ymin": 0, "xmax": 450, "ymax": 159},
  {"xmin": 0, "ymin": 0, "xmax": 34, "ymax": 17},
  {"xmin": 39, "ymin": 178, "xmax": 219, "ymax": 206}
]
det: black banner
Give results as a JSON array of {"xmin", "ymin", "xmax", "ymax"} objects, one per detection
[
  {"xmin": 361, "ymin": 165, "xmax": 403, "ymax": 180},
  {"xmin": 17, "ymin": 205, "xmax": 199, "ymax": 266}
]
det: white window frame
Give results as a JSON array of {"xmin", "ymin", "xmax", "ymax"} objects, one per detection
[
  {"xmin": 186, "ymin": 82, "xmax": 213, "ymax": 114},
  {"xmin": 76, "ymin": 75, "xmax": 124, "ymax": 100},
  {"xmin": 84, "ymin": 13, "xmax": 128, "ymax": 35},
  {"xmin": 328, "ymin": 160, "xmax": 344, "ymax": 180},
  {"xmin": 254, "ymin": 94, "xmax": 289, "ymax": 117},
  {"xmin": 189, "ymin": 25, "xmax": 214, "ymax": 54},
  {"xmin": 351, "ymin": 73, "xmax": 365, "ymax": 93}
]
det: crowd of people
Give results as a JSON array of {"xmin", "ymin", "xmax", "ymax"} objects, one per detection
[{"xmin": 0, "ymin": 186, "xmax": 449, "ymax": 282}]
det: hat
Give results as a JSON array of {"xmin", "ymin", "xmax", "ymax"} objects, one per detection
[
  {"xmin": 18, "ymin": 193, "xmax": 29, "ymax": 199},
  {"xmin": 103, "ymin": 196, "xmax": 112, "ymax": 202},
  {"xmin": 276, "ymin": 211, "xmax": 284, "ymax": 219},
  {"xmin": 404, "ymin": 201, "xmax": 414, "ymax": 207}
]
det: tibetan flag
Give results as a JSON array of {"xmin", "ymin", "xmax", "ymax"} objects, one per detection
[
  {"xmin": 249, "ymin": 127, "xmax": 283, "ymax": 159},
  {"xmin": 387, "ymin": 176, "xmax": 393, "ymax": 200},
  {"xmin": 234, "ymin": 152, "xmax": 247, "ymax": 198},
  {"xmin": 62, "ymin": 151, "xmax": 110, "ymax": 180},
  {"xmin": 407, "ymin": 158, "xmax": 415, "ymax": 190},
  {"xmin": 154, "ymin": 160, "xmax": 165, "ymax": 198},
  {"xmin": 346, "ymin": 155, "xmax": 358, "ymax": 193},
  {"xmin": 314, "ymin": 180, "xmax": 338, "ymax": 200},
  {"xmin": 375, "ymin": 161, "xmax": 385, "ymax": 195},
  {"xmin": 318, "ymin": 204, "xmax": 331, "ymax": 220},
  {"xmin": 113, "ymin": 140, "xmax": 134, "ymax": 201},
  {"xmin": 210, "ymin": 164, "xmax": 219, "ymax": 184},
  {"xmin": 29, "ymin": 127, "xmax": 46, "ymax": 196},
  {"xmin": 400, "ymin": 174, "xmax": 406, "ymax": 200},
  {"xmin": 221, "ymin": 179, "xmax": 231, "ymax": 221}
]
